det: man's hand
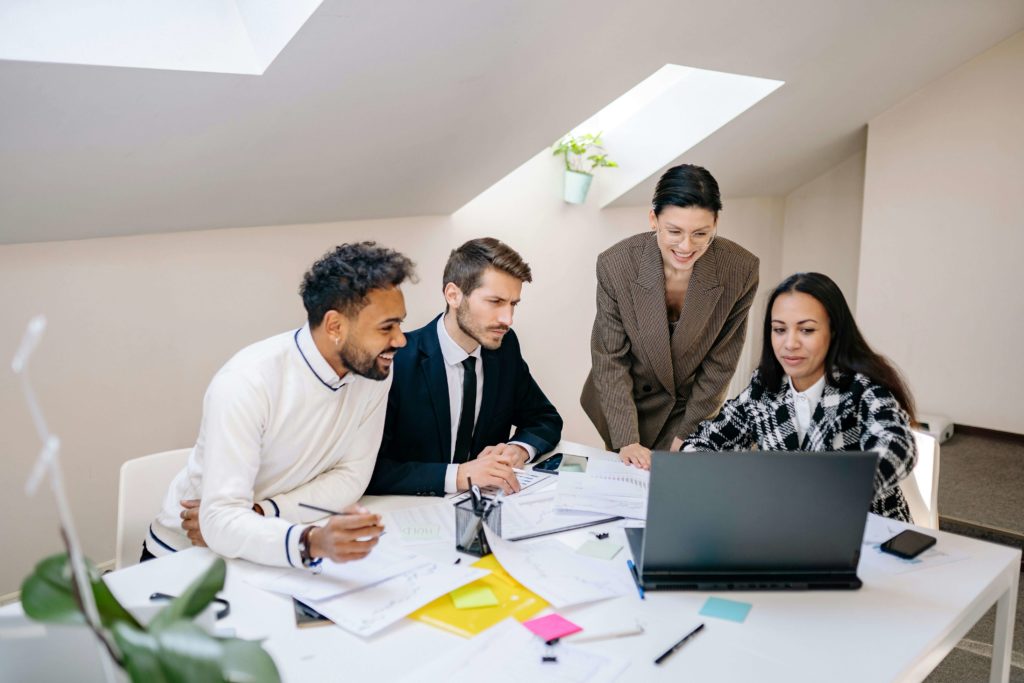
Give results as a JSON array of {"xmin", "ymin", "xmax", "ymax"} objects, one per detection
[
  {"xmin": 180, "ymin": 499, "xmax": 207, "ymax": 547},
  {"xmin": 618, "ymin": 443, "xmax": 652, "ymax": 470},
  {"xmin": 180, "ymin": 498, "xmax": 265, "ymax": 548},
  {"xmin": 477, "ymin": 443, "xmax": 530, "ymax": 468},
  {"xmin": 308, "ymin": 505, "xmax": 385, "ymax": 563},
  {"xmin": 456, "ymin": 450, "xmax": 521, "ymax": 494}
]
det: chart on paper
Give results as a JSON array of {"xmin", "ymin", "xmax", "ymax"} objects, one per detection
[{"xmin": 554, "ymin": 459, "xmax": 649, "ymax": 520}]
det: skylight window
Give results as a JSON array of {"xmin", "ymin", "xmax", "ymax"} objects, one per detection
[
  {"xmin": 578, "ymin": 64, "xmax": 784, "ymax": 207},
  {"xmin": 0, "ymin": 0, "xmax": 322, "ymax": 74}
]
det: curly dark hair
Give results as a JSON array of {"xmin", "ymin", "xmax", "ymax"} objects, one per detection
[{"xmin": 300, "ymin": 242, "xmax": 416, "ymax": 326}]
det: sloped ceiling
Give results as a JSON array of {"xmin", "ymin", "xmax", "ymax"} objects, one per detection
[{"xmin": 1, "ymin": 0, "xmax": 1022, "ymax": 244}]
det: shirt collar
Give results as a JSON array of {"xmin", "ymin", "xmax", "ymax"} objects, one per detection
[
  {"xmin": 788, "ymin": 373, "xmax": 826, "ymax": 404},
  {"xmin": 295, "ymin": 323, "xmax": 354, "ymax": 391},
  {"xmin": 436, "ymin": 315, "xmax": 481, "ymax": 367}
]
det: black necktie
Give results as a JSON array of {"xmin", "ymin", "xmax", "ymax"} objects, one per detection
[{"xmin": 453, "ymin": 357, "xmax": 477, "ymax": 463}]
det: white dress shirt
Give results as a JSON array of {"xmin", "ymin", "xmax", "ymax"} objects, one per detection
[
  {"xmin": 788, "ymin": 374, "xmax": 826, "ymax": 445},
  {"xmin": 436, "ymin": 317, "xmax": 536, "ymax": 493},
  {"xmin": 149, "ymin": 323, "xmax": 391, "ymax": 567}
]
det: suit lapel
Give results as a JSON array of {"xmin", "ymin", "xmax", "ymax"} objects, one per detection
[
  {"xmin": 670, "ymin": 240, "xmax": 724, "ymax": 369},
  {"xmin": 419, "ymin": 321, "xmax": 453, "ymax": 459},
  {"xmin": 475, "ymin": 349, "xmax": 501, "ymax": 453},
  {"xmin": 629, "ymin": 235, "xmax": 674, "ymax": 394}
]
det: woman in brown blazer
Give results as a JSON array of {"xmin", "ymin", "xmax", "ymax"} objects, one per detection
[{"xmin": 580, "ymin": 164, "xmax": 759, "ymax": 468}]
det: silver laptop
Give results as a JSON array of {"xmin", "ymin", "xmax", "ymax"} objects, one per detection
[{"xmin": 626, "ymin": 451, "xmax": 877, "ymax": 590}]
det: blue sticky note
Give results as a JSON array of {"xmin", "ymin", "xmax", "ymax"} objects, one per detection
[{"xmin": 699, "ymin": 597, "xmax": 752, "ymax": 623}]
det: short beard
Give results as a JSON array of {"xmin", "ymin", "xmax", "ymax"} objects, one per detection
[
  {"xmin": 339, "ymin": 340, "xmax": 390, "ymax": 381},
  {"xmin": 456, "ymin": 299, "xmax": 506, "ymax": 351}
]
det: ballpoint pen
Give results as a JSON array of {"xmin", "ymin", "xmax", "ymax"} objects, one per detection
[
  {"xmin": 654, "ymin": 623, "xmax": 704, "ymax": 665},
  {"xmin": 298, "ymin": 502, "xmax": 386, "ymax": 535},
  {"xmin": 626, "ymin": 559, "xmax": 645, "ymax": 600}
]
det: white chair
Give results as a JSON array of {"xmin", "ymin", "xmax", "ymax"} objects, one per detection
[
  {"xmin": 115, "ymin": 448, "xmax": 191, "ymax": 570},
  {"xmin": 900, "ymin": 430, "xmax": 940, "ymax": 529}
]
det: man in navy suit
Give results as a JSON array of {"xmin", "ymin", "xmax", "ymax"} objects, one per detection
[{"xmin": 367, "ymin": 238, "xmax": 563, "ymax": 496}]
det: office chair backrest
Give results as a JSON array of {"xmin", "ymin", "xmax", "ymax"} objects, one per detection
[
  {"xmin": 900, "ymin": 431, "xmax": 940, "ymax": 529},
  {"xmin": 115, "ymin": 448, "xmax": 191, "ymax": 570}
]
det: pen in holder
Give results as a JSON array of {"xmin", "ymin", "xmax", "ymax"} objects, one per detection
[{"xmin": 455, "ymin": 495, "xmax": 502, "ymax": 556}]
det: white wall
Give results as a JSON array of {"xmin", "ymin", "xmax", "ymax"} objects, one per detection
[
  {"xmin": 0, "ymin": 155, "xmax": 780, "ymax": 594},
  {"xmin": 858, "ymin": 31, "xmax": 1024, "ymax": 433},
  {"xmin": 782, "ymin": 152, "xmax": 866, "ymax": 308}
]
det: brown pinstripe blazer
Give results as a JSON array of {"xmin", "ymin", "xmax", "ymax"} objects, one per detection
[{"xmin": 580, "ymin": 231, "xmax": 759, "ymax": 451}]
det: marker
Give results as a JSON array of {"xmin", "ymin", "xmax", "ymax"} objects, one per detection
[
  {"xmin": 626, "ymin": 559, "xmax": 645, "ymax": 600},
  {"xmin": 654, "ymin": 623, "xmax": 704, "ymax": 666},
  {"xmin": 567, "ymin": 622, "xmax": 645, "ymax": 643}
]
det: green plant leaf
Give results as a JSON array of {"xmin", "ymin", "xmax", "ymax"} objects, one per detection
[
  {"xmin": 220, "ymin": 637, "xmax": 281, "ymax": 683},
  {"xmin": 112, "ymin": 622, "xmax": 171, "ymax": 683},
  {"xmin": 149, "ymin": 557, "xmax": 226, "ymax": 632},
  {"xmin": 21, "ymin": 553, "xmax": 140, "ymax": 629}
]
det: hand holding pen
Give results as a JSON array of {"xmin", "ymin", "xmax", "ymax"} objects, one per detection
[{"xmin": 298, "ymin": 502, "xmax": 385, "ymax": 563}]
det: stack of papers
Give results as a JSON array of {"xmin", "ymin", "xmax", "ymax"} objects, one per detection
[
  {"xmin": 252, "ymin": 546, "xmax": 427, "ymax": 601},
  {"xmin": 501, "ymin": 490, "xmax": 620, "ymax": 540},
  {"xmin": 248, "ymin": 540, "xmax": 487, "ymax": 637},
  {"xmin": 483, "ymin": 526, "xmax": 634, "ymax": 608},
  {"xmin": 401, "ymin": 618, "xmax": 630, "ymax": 683},
  {"xmin": 555, "ymin": 459, "xmax": 649, "ymax": 520}
]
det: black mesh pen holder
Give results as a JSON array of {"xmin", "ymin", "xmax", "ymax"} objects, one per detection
[{"xmin": 454, "ymin": 497, "xmax": 502, "ymax": 556}]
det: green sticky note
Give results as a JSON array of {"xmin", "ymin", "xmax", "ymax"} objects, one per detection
[
  {"xmin": 576, "ymin": 540, "xmax": 622, "ymax": 560},
  {"xmin": 700, "ymin": 596, "xmax": 752, "ymax": 623},
  {"xmin": 450, "ymin": 584, "xmax": 499, "ymax": 609}
]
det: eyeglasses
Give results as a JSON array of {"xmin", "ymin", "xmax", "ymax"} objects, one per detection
[{"xmin": 660, "ymin": 228, "xmax": 715, "ymax": 248}]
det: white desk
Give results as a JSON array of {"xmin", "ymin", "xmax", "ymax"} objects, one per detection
[{"xmin": 5, "ymin": 441, "xmax": 1020, "ymax": 682}]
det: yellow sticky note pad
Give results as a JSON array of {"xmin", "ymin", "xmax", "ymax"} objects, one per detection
[
  {"xmin": 451, "ymin": 584, "xmax": 499, "ymax": 609},
  {"xmin": 408, "ymin": 554, "xmax": 548, "ymax": 637}
]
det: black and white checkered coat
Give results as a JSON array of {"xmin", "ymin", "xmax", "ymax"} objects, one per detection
[{"xmin": 682, "ymin": 369, "xmax": 917, "ymax": 522}]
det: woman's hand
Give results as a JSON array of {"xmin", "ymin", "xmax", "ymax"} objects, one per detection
[{"xmin": 618, "ymin": 443, "xmax": 652, "ymax": 470}]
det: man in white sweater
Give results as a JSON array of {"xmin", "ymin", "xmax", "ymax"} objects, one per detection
[{"xmin": 146, "ymin": 242, "xmax": 415, "ymax": 568}]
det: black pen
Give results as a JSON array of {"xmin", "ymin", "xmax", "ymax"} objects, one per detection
[
  {"xmin": 299, "ymin": 502, "xmax": 357, "ymax": 516},
  {"xmin": 298, "ymin": 503, "xmax": 386, "ymax": 535},
  {"xmin": 654, "ymin": 623, "xmax": 704, "ymax": 665}
]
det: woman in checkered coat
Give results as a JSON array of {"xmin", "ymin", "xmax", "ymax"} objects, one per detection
[{"xmin": 681, "ymin": 272, "xmax": 918, "ymax": 521}]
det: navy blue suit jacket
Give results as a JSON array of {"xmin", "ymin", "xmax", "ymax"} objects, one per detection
[{"xmin": 368, "ymin": 314, "xmax": 563, "ymax": 496}]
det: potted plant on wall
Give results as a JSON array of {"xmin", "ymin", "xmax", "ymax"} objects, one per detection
[{"xmin": 552, "ymin": 132, "xmax": 618, "ymax": 204}]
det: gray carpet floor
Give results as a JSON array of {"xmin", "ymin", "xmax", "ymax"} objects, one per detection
[{"xmin": 924, "ymin": 431, "xmax": 1024, "ymax": 683}]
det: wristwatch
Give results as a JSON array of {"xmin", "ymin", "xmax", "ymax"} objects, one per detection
[{"xmin": 298, "ymin": 525, "xmax": 321, "ymax": 569}]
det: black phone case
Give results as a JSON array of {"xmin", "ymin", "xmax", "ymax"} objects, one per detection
[{"xmin": 880, "ymin": 530, "xmax": 936, "ymax": 559}]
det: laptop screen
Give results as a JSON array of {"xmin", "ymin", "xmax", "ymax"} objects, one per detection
[{"xmin": 641, "ymin": 451, "xmax": 877, "ymax": 575}]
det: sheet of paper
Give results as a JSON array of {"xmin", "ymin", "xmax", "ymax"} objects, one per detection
[
  {"xmin": 483, "ymin": 526, "xmax": 633, "ymax": 608},
  {"xmin": 576, "ymin": 539, "xmax": 622, "ymax": 560},
  {"xmin": 249, "ymin": 545, "xmax": 429, "ymax": 602},
  {"xmin": 386, "ymin": 502, "xmax": 456, "ymax": 545},
  {"xmin": 449, "ymin": 468, "xmax": 556, "ymax": 505},
  {"xmin": 554, "ymin": 459, "xmax": 649, "ymax": 520},
  {"xmin": 860, "ymin": 513, "xmax": 968, "ymax": 575},
  {"xmin": 400, "ymin": 618, "xmax": 630, "ymax": 683},
  {"xmin": 309, "ymin": 562, "xmax": 488, "ymax": 637},
  {"xmin": 501, "ymin": 490, "xmax": 621, "ymax": 540}
]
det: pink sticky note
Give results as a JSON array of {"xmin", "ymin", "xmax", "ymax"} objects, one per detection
[{"xmin": 523, "ymin": 613, "xmax": 582, "ymax": 642}]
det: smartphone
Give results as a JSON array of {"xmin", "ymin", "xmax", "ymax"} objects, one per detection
[
  {"xmin": 533, "ymin": 453, "xmax": 564, "ymax": 474},
  {"xmin": 880, "ymin": 529, "xmax": 937, "ymax": 559}
]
